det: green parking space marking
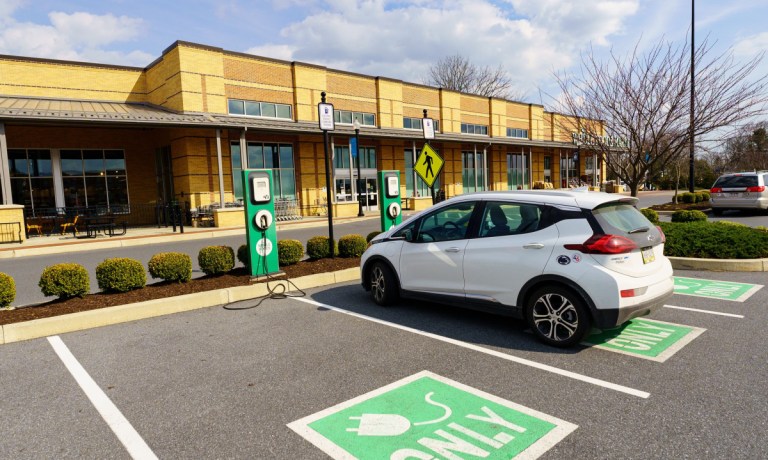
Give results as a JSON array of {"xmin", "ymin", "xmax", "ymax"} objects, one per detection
[
  {"xmin": 673, "ymin": 276, "xmax": 763, "ymax": 302},
  {"xmin": 288, "ymin": 371, "xmax": 577, "ymax": 460},
  {"xmin": 583, "ymin": 318, "xmax": 705, "ymax": 362}
]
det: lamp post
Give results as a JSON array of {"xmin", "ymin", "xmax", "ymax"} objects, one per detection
[{"xmin": 354, "ymin": 119, "xmax": 364, "ymax": 217}]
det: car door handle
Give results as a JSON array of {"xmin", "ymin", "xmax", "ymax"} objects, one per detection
[
  {"xmin": 523, "ymin": 243, "xmax": 545, "ymax": 249},
  {"xmin": 445, "ymin": 247, "xmax": 462, "ymax": 253}
]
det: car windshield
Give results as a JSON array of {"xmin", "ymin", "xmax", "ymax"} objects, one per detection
[{"xmin": 714, "ymin": 175, "xmax": 759, "ymax": 188}]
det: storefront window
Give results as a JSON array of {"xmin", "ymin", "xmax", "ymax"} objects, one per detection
[{"xmin": 230, "ymin": 142, "xmax": 296, "ymax": 200}]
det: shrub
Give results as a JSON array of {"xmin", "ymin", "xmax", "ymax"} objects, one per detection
[
  {"xmin": 306, "ymin": 236, "xmax": 337, "ymax": 259},
  {"xmin": 0, "ymin": 273, "xmax": 15, "ymax": 308},
  {"xmin": 671, "ymin": 209, "xmax": 708, "ymax": 223},
  {"xmin": 661, "ymin": 221, "xmax": 768, "ymax": 259},
  {"xmin": 39, "ymin": 263, "xmax": 90, "ymax": 299},
  {"xmin": 366, "ymin": 231, "xmax": 382, "ymax": 243},
  {"xmin": 278, "ymin": 239, "xmax": 304, "ymax": 265},
  {"xmin": 693, "ymin": 192, "xmax": 704, "ymax": 203},
  {"xmin": 198, "ymin": 245, "xmax": 235, "ymax": 275},
  {"xmin": 680, "ymin": 192, "xmax": 696, "ymax": 204},
  {"xmin": 699, "ymin": 190, "xmax": 710, "ymax": 202},
  {"xmin": 237, "ymin": 244, "xmax": 250, "ymax": 269},
  {"xmin": 639, "ymin": 208, "xmax": 659, "ymax": 224},
  {"xmin": 148, "ymin": 252, "xmax": 192, "ymax": 283},
  {"xmin": 338, "ymin": 234, "xmax": 367, "ymax": 258},
  {"xmin": 714, "ymin": 220, "xmax": 747, "ymax": 228},
  {"xmin": 96, "ymin": 258, "xmax": 146, "ymax": 293}
]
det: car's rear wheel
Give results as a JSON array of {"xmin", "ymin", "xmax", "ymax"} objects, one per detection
[
  {"xmin": 712, "ymin": 208, "xmax": 723, "ymax": 216},
  {"xmin": 369, "ymin": 261, "xmax": 399, "ymax": 306},
  {"xmin": 526, "ymin": 286, "xmax": 591, "ymax": 347}
]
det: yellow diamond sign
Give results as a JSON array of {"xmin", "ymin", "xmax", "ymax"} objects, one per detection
[{"xmin": 414, "ymin": 143, "xmax": 443, "ymax": 188}]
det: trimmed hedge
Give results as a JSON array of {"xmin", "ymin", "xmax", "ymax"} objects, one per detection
[
  {"xmin": 307, "ymin": 236, "xmax": 337, "ymax": 259},
  {"xmin": 237, "ymin": 244, "xmax": 250, "ymax": 269},
  {"xmin": 671, "ymin": 209, "xmax": 708, "ymax": 223},
  {"xmin": 366, "ymin": 231, "xmax": 382, "ymax": 243},
  {"xmin": 680, "ymin": 192, "xmax": 696, "ymax": 204},
  {"xmin": 661, "ymin": 221, "xmax": 768, "ymax": 259},
  {"xmin": 278, "ymin": 239, "xmax": 304, "ymax": 265},
  {"xmin": 39, "ymin": 263, "xmax": 89, "ymax": 299},
  {"xmin": 0, "ymin": 272, "xmax": 15, "ymax": 308},
  {"xmin": 198, "ymin": 245, "xmax": 235, "ymax": 275},
  {"xmin": 148, "ymin": 252, "xmax": 192, "ymax": 283},
  {"xmin": 338, "ymin": 234, "xmax": 367, "ymax": 257},
  {"xmin": 640, "ymin": 208, "xmax": 659, "ymax": 224},
  {"xmin": 96, "ymin": 258, "xmax": 146, "ymax": 293}
]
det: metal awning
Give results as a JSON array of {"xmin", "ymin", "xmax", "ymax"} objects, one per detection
[{"xmin": 0, "ymin": 95, "xmax": 576, "ymax": 149}]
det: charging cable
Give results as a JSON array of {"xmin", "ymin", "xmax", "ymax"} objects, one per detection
[{"xmin": 223, "ymin": 221, "xmax": 305, "ymax": 311}]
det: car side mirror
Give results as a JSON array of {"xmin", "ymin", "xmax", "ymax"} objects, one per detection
[{"xmin": 402, "ymin": 229, "xmax": 414, "ymax": 242}]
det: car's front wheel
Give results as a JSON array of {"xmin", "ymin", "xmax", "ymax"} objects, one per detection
[
  {"xmin": 369, "ymin": 261, "xmax": 399, "ymax": 306},
  {"xmin": 526, "ymin": 286, "xmax": 591, "ymax": 347}
]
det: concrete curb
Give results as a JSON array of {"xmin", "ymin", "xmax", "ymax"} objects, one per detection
[
  {"xmin": 668, "ymin": 256, "xmax": 767, "ymax": 272},
  {"xmin": 0, "ymin": 267, "xmax": 360, "ymax": 345}
]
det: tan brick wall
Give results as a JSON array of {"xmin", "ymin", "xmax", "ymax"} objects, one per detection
[
  {"xmin": 293, "ymin": 63, "xmax": 328, "ymax": 123},
  {"xmin": 0, "ymin": 57, "xmax": 146, "ymax": 103},
  {"xmin": 439, "ymin": 90, "xmax": 461, "ymax": 134},
  {"xmin": 174, "ymin": 44, "xmax": 226, "ymax": 114},
  {"xmin": 377, "ymin": 79, "xmax": 403, "ymax": 129}
]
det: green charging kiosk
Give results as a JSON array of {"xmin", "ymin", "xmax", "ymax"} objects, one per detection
[
  {"xmin": 243, "ymin": 169, "xmax": 281, "ymax": 278},
  {"xmin": 378, "ymin": 170, "xmax": 402, "ymax": 231}
]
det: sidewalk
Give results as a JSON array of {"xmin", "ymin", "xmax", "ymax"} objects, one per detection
[{"xmin": 0, "ymin": 215, "xmax": 376, "ymax": 259}]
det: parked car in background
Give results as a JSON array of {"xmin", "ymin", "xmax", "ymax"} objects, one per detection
[
  {"xmin": 710, "ymin": 171, "xmax": 768, "ymax": 215},
  {"xmin": 360, "ymin": 190, "xmax": 674, "ymax": 347}
]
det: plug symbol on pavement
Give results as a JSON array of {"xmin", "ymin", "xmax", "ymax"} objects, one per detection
[{"xmin": 346, "ymin": 391, "xmax": 451, "ymax": 437}]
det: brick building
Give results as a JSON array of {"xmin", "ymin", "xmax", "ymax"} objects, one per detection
[{"xmin": 0, "ymin": 40, "xmax": 603, "ymax": 227}]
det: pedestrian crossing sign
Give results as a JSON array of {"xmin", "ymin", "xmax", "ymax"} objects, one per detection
[{"xmin": 414, "ymin": 143, "xmax": 443, "ymax": 188}]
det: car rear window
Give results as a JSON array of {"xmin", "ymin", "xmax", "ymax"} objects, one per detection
[
  {"xmin": 714, "ymin": 175, "xmax": 759, "ymax": 188},
  {"xmin": 590, "ymin": 202, "xmax": 652, "ymax": 236}
]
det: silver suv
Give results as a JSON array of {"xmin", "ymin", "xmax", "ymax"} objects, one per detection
[{"xmin": 710, "ymin": 171, "xmax": 768, "ymax": 215}]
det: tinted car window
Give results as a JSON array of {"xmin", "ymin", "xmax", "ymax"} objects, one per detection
[
  {"xmin": 480, "ymin": 202, "xmax": 541, "ymax": 237},
  {"xmin": 713, "ymin": 175, "xmax": 759, "ymax": 188},
  {"xmin": 591, "ymin": 203, "xmax": 652, "ymax": 235}
]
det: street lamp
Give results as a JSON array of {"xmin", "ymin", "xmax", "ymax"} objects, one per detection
[{"xmin": 354, "ymin": 119, "xmax": 364, "ymax": 217}]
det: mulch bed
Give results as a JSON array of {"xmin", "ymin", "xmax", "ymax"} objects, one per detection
[
  {"xmin": 648, "ymin": 202, "xmax": 711, "ymax": 212},
  {"xmin": 0, "ymin": 257, "xmax": 360, "ymax": 325}
]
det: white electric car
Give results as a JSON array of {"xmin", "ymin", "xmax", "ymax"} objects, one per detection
[{"xmin": 360, "ymin": 190, "xmax": 674, "ymax": 347}]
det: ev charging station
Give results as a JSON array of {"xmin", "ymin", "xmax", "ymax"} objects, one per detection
[
  {"xmin": 243, "ymin": 169, "xmax": 281, "ymax": 278},
  {"xmin": 378, "ymin": 170, "xmax": 402, "ymax": 231}
]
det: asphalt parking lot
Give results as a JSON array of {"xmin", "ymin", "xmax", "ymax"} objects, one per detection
[{"xmin": 1, "ymin": 269, "xmax": 766, "ymax": 459}]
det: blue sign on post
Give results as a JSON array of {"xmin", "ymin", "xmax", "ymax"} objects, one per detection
[{"xmin": 350, "ymin": 137, "xmax": 358, "ymax": 157}]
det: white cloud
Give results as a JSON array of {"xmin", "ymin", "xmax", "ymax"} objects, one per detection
[
  {"xmin": 243, "ymin": 0, "xmax": 640, "ymax": 96},
  {"xmin": 0, "ymin": 10, "xmax": 152, "ymax": 67},
  {"xmin": 733, "ymin": 32, "xmax": 768, "ymax": 58}
]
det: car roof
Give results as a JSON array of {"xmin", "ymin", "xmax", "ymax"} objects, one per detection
[{"xmin": 442, "ymin": 190, "xmax": 639, "ymax": 210}]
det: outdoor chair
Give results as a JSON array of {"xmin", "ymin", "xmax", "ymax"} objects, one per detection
[
  {"xmin": 60, "ymin": 215, "xmax": 79, "ymax": 235},
  {"xmin": 25, "ymin": 219, "xmax": 43, "ymax": 236}
]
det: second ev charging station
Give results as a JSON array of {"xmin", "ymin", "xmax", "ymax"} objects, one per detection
[
  {"xmin": 378, "ymin": 170, "xmax": 402, "ymax": 231},
  {"xmin": 243, "ymin": 169, "xmax": 281, "ymax": 278}
]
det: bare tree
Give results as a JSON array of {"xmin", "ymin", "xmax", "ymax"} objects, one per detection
[
  {"xmin": 719, "ymin": 122, "xmax": 768, "ymax": 172},
  {"xmin": 425, "ymin": 54, "xmax": 524, "ymax": 100},
  {"xmin": 553, "ymin": 35, "xmax": 768, "ymax": 196}
]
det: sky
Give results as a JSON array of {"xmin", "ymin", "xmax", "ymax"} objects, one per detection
[{"xmin": 1, "ymin": 0, "xmax": 767, "ymax": 106}]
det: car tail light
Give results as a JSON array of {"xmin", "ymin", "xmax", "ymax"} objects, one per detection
[
  {"xmin": 747, "ymin": 186, "xmax": 765, "ymax": 193},
  {"xmin": 710, "ymin": 187, "xmax": 722, "ymax": 193},
  {"xmin": 621, "ymin": 287, "xmax": 648, "ymax": 298},
  {"xmin": 564, "ymin": 234, "xmax": 638, "ymax": 254},
  {"xmin": 656, "ymin": 226, "xmax": 666, "ymax": 244}
]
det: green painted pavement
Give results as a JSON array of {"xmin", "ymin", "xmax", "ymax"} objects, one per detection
[
  {"xmin": 673, "ymin": 276, "xmax": 762, "ymax": 302},
  {"xmin": 584, "ymin": 318, "xmax": 705, "ymax": 362},
  {"xmin": 289, "ymin": 371, "xmax": 576, "ymax": 459}
]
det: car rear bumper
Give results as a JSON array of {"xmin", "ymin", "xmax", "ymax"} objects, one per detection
[
  {"xmin": 711, "ymin": 196, "xmax": 768, "ymax": 210},
  {"xmin": 591, "ymin": 275, "xmax": 674, "ymax": 329}
]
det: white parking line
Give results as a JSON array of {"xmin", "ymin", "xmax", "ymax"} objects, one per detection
[
  {"xmin": 663, "ymin": 304, "xmax": 745, "ymax": 318},
  {"xmin": 296, "ymin": 297, "xmax": 650, "ymax": 399},
  {"xmin": 48, "ymin": 336, "xmax": 158, "ymax": 460}
]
